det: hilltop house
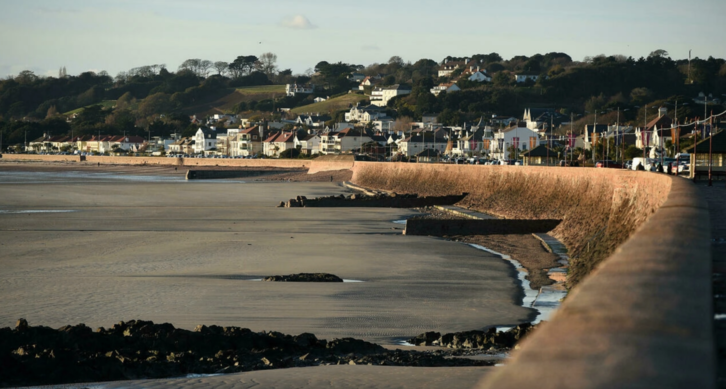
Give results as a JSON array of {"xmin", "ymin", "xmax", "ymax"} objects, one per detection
[
  {"xmin": 345, "ymin": 104, "xmax": 388, "ymax": 123},
  {"xmin": 438, "ymin": 60, "xmax": 464, "ymax": 78},
  {"xmin": 370, "ymin": 84, "xmax": 411, "ymax": 107},
  {"xmin": 515, "ymin": 74, "xmax": 539, "ymax": 83},
  {"xmin": 296, "ymin": 114, "xmax": 330, "ymax": 128},
  {"xmin": 358, "ymin": 75, "xmax": 382, "ymax": 91},
  {"xmin": 468, "ymin": 70, "xmax": 492, "ymax": 82},
  {"xmin": 285, "ymin": 83, "xmax": 314, "ymax": 97},
  {"xmin": 430, "ymin": 83, "xmax": 461, "ymax": 96}
]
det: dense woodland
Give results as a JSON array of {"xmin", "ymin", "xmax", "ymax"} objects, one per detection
[{"xmin": 1, "ymin": 50, "xmax": 725, "ymax": 149}]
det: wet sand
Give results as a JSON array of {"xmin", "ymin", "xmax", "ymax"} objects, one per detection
[{"xmin": 0, "ymin": 169, "xmax": 534, "ymax": 345}]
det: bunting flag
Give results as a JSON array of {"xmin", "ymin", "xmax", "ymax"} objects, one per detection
[
  {"xmin": 512, "ymin": 137, "xmax": 520, "ymax": 149},
  {"xmin": 529, "ymin": 136, "xmax": 537, "ymax": 150},
  {"xmin": 671, "ymin": 128, "xmax": 677, "ymax": 141},
  {"xmin": 568, "ymin": 133, "xmax": 576, "ymax": 148},
  {"xmin": 482, "ymin": 139, "xmax": 490, "ymax": 150},
  {"xmin": 470, "ymin": 139, "xmax": 478, "ymax": 150},
  {"xmin": 592, "ymin": 132, "xmax": 598, "ymax": 146}
]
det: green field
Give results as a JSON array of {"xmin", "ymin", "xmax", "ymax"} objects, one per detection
[
  {"xmin": 291, "ymin": 94, "xmax": 369, "ymax": 114},
  {"xmin": 235, "ymin": 85, "xmax": 286, "ymax": 94},
  {"xmin": 63, "ymin": 100, "xmax": 117, "ymax": 115}
]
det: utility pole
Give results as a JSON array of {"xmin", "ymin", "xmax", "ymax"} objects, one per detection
[
  {"xmin": 593, "ymin": 112, "xmax": 597, "ymax": 164},
  {"xmin": 709, "ymin": 112, "xmax": 713, "ymax": 186}
]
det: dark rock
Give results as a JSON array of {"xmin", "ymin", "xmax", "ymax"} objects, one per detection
[
  {"xmin": 326, "ymin": 338, "xmax": 385, "ymax": 355},
  {"xmin": 16, "ymin": 318, "xmax": 28, "ymax": 331},
  {"xmin": 263, "ymin": 273, "xmax": 343, "ymax": 282},
  {"xmin": 408, "ymin": 331, "xmax": 441, "ymax": 346}
]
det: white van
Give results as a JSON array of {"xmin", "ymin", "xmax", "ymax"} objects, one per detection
[{"xmin": 631, "ymin": 157, "xmax": 657, "ymax": 171}]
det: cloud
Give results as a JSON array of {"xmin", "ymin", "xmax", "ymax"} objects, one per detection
[
  {"xmin": 280, "ymin": 15, "xmax": 316, "ymax": 30},
  {"xmin": 361, "ymin": 45, "xmax": 380, "ymax": 51}
]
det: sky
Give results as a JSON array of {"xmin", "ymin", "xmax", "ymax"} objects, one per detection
[{"xmin": 1, "ymin": 0, "xmax": 725, "ymax": 78}]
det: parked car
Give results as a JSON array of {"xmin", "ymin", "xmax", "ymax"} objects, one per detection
[{"xmin": 595, "ymin": 160, "xmax": 623, "ymax": 169}]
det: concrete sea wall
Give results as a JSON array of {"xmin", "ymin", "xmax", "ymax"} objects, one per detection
[
  {"xmin": 0, "ymin": 154, "xmax": 354, "ymax": 172},
  {"xmin": 351, "ymin": 162, "xmax": 714, "ymax": 389}
]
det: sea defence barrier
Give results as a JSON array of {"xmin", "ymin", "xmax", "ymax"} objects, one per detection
[
  {"xmin": 403, "ymin": 219, "xmax": 561, "ymax": 236},
  {"xmin": 186, "ymin": 169, "xmax": 299, "ymax": 180},
  {"xmin": 0, "ymin": 154, "xmax": 352, "ymax": 172},
  {"xmin": 351, "ymin": 162, "xmax": 714, "ymax": 389}
]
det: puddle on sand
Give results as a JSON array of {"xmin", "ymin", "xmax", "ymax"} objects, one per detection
[
  {"xmin": 468, "ymin": 244, "xmax": 565, "ymax": 324},
  {"xmin": 392, "ymin": 220, "xmax": 407, "ymax": 225},
  {"xmin": 469, "ymin": 244, "xmax": 539, "ymax": 309},
  {"xmin": 0, "ymin": 209, "xmax": 77, "ymax": 214}
]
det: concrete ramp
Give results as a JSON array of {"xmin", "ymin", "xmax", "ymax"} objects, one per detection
[
  {"xmin": 403, "ymin": 219, "xmax": 561, "ymax": 236},
  {"xmin": 308, "ymin": 155, "xmax": 355, "ymax": 174}
]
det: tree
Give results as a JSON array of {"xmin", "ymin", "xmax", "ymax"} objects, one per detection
[
  {"xmin": 392, "ymin": 117, "xmax": 413, "ymax": 134},
  {"xmin": 45, "ymin": 106, "xmax": 58, "ymax": 119},
  {"xmin": 228, "ymin": 55, "xmax": 259, "ymax": 78},
  {"xmin": 138, "ymin": 93, "xmax": 173, "ymax": 117},
  {"xmin": 389, "ymin": 56, "xmax": 404, "ymax": 67},
  {"xmin": 648, "ymin": 49, "xmax": 669, "ymax": 58},
  {"xmin": 258, "ymin": 52, "xmax": 278, "ymax": 77},
  {"xmin": 213, "ymin": 61, "xmax": 229, "ymax": 75},
  {"xmin": 199, "ymin": 60, "xmax": 213, "ymax": 77},
  {"xmin": 15, "ymin": 70, "xmax": 38, "ymax": 84}
]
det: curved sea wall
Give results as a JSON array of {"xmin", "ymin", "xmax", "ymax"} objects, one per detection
[
  {"xmin": 0, "ymin": 154, "xmax": 354, "ymax": 172},
  {"xmin": 352, "ymin": 162, "xmax": 714, "ymax": 388}
]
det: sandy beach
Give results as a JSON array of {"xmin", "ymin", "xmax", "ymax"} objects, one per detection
[{"xmin": 0, "ymin": 166, "xmax": 533, "ymax": 344}]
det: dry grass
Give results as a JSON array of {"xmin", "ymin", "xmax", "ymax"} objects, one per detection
[
  {"xmin": 351, "ymin": 164, "xmax": 672, "ymax": 288},
  {"xmin": 291, "ymin": 94, "xmax": 369, "ymax": 114}
]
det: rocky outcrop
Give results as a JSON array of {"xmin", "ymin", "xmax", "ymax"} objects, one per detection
[
  {"xmin": 409, "ymin": 323, "xmax": 536, "ymax": 349},
  {"xmin": 263, "ymin": 273, "xmax": 343, "ymax": 282},
  {"xmin": 0, "ymin": 319, "xmax": 494, "ymax": 387},
  {"xmin": 279, "ymin": 192, "xmax": 468, "ymax": 208}
]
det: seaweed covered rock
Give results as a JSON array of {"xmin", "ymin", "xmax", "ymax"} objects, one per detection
[{"xmin": 263, "ymin": 273, "xmax": 343, "ymax": 282}]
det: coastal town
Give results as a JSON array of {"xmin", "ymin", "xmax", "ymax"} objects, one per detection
[{"xmin": 1, "ymin": 1, "xmax": 726, "ymax": 386}]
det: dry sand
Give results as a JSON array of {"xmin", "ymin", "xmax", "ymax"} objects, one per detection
[
  {"xmin": 24, "ymin": 365, "xmax": 494, "ymax": 389},
  {"xmin": 0, "ymin": 168, "xmax": 534, "ymax": 344}
]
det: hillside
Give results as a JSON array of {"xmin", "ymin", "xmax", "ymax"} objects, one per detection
[
  {"xmin": 63, "ymin": 100, "xmax": 117, "ymax": 115},
  {"xmin": 291, "ymin": 94, "xmax": 369, "ymax": 114},
  {"xmin": 185, "ymin": 85, "xmax": 286, "ymax": 116}
]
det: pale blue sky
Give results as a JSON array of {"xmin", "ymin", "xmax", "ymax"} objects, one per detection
[{"xmin": 1, "ymin": 0, "xmax": 724, "ymax": 78}]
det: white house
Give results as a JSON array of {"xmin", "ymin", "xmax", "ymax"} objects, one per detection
[
  {"xmin": 437, "ymin": 61, "xmax": 464, "ymax": 78},
  {"xmin": 348, "ymin": 72, "xmax": 366, "ymax": 82},
  {"xmin": 358, "ymin": 76, "xmax": 382, "ymax": 90},
  {"xmin": 193, "ymin": 128, "xmax": 218, "ymax": 154},
  {"xmin": 468, "ymin": 70, "xmax": 492, "ymax": 82},
  {"xmin": 320, "ymin": 128, "xmax": 372, "ymax": 154},
  {"xmin": 370, "ymin": 84, "xmax": 412, "ymax": 107},
  {"xmin": 236, "ymin": 126, "xmax": 264, "ymax": 157},
  {"xmin": 430, "ymin": 83, "xmax": 461, "ymax": 96},
  {"xmin": 515, "ymin": 74, "xmax": 539, "ymax": 83},
  {"xmin": 285, "ymin": 83, "xmax": 314, "ymax": 97},
  {"xmin": 398, "ymin": 130, "xmax": 448, "ymax": 157},
  {"xmin": 313, "ymin": 96, "xmax": 328, "ymax": 103},
  {"xmin": 262, "ymin": 131, "xmax": 295, "ymax": 157},
  {"xmin": 345, "ymin": 104, "xmax": 387, "ymax": 123},
  {"xmin": 295, "ymin": 133, "xmax": 321, "ymax": 155},
  {"xmin": 490, "ymin": 125, "xmax": 540, "ymax": 160}
]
